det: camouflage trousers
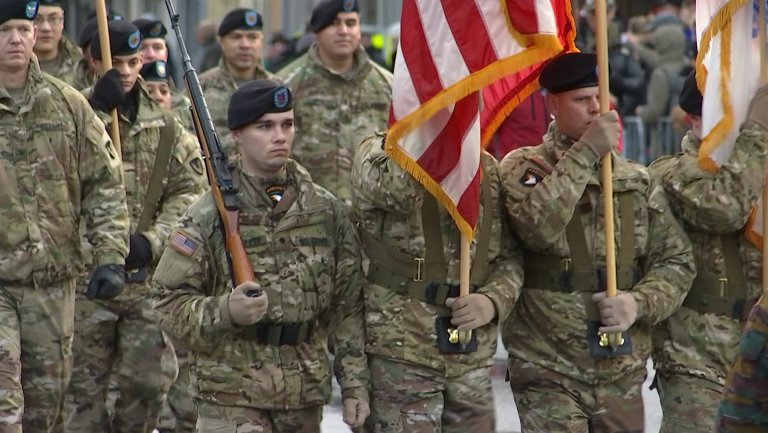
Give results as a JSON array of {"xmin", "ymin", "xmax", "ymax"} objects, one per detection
[
  {"xmin": 508, "ymin": 358, "xmax": 645, "ymax": 433},
  {"xmin": 0, "ymin": 278, "xmax": 75, "ymax": 433},
  {"xmin": 157, "ymin": 348, "xmax": 196, "ymax": 433},
  {"xmin": 656, "ymin": 371, "xmax": 723, "ymax": 433},
  {"xmin": 365, "ymin": 356, "xmax": 495, "ymax": 433},
  {"xmin": 64, "ymin": 293, "xmax": 178, "ymax": 433},
  {"xmin": 194, "ymin": 401, "xmax": 322, "ymax": 433}
]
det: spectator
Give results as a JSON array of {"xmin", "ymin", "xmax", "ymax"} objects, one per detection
[
  {"xmin": 626, "ymin": 0, "xmax": 685, "ymax": 70},
  {"xmin": 265, "ymin": 33, "xmax": 296, "ymax": 72},
  {"xmin": 386, "ymin": 22, "xmax": 400, "ymax": 71},
  {"xmin": 195, "ymin": 18, "xmax": 221, "ymax": 73}
]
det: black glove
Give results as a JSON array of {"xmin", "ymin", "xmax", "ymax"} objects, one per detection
[
  {"xmin": 88, "ymin": 69, "xmax": 125, "ymax": 113},
  {"xmin": 125, "ymin": 233, "xmax": 153, "ymax": 270},
  {"xmin": 86, "ymin": 264, "xmax": 125, "ymax": 300}
]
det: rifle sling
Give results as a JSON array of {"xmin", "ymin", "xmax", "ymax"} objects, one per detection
[{"xmin": 136, "ymin": 114, "xmax": 176, "ymax": 234}]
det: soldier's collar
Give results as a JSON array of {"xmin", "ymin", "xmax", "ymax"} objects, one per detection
[
  {"xmin": 543, "ymin": 121, "xmax": 577, "ymax": 162},
  {"xmin": 681, "ymin": 131, "xmax": 701, "ymax": 156},
  {"xmin": 308, "ymin": 43, "xmax": 371, "ymax": 82}
]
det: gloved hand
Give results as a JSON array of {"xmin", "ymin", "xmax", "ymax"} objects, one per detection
[
  {"xmin": 86, "ymin": 264, "xmax": 125, "ymax": 300},
  {"xmin": 124, "ymin": 233, "xmax": 152, "ymax": 270},
  {"xmin": 445, "ymin": 294, "xmax": 497, "ymax": 331},
  {"xmin": 343, "ymin": 398, "xmax": 370, "ymax": 428},
  {"xmin": 228, "ymin": 281, "xmax": 268, "ymax": 326},
  {"xmin": 747, "ymin": 83, "xmax": 768, "ymax": 130},
  {"xmin": 88, "ymin": 69, "xmax": 125, "ymax": 113},
  {"xmin": 592, "ymin": 290, "xmax": 639, "ymax": 334},
  {"xmin": 578, "ymin": 111, "xmax": 621, "ymax": 158}
]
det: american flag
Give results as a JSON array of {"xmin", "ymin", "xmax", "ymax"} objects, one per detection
[
  {"xmin": 386, "ymin": 0, "xmax": 576, "ymax": 239},
  {"xmin": 170, "ymin": 231, "xmax": 199, "ymax": 257}
]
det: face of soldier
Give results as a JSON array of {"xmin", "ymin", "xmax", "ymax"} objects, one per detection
[
  {"xmin": 315, "ymin": 12, "xmax": 361, "ymax": 61},
  {"xmin": 146, "ymin": 81, "xmax": 172, "ymax": 110},
  {"xmin": 0, "ymin": 20, "xmax": 37, "ymax": 73},
  {"xmin": 234, "ymin": 111, "xmax": 295, "ymax": 177},
  {"xmin": 92, "ymin": 52, "xmax": 144, "ymax": 93},
  {"xmin": 33, "ymin": 6, "xmax": 64, "ymax": 58},
  {"xmin": 219, "ymin": 29, "xmax": 263, "ymax": 73},
  {"xmin": 688, "ymin": 114, "xmax": 702, "ymax": 140},
  {"xmin": 140, "ymin": 38, "xmax": 168, "ymax": 63},
  {"xmin": 546, "ymin": 87, "xmax": 600, "ymax": 140}
]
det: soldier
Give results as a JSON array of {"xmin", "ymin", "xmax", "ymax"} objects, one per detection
[
  {"xmin": 278, "ymin": 0, "xmax": 392, "ymax": 214},
  {"xmin": 64, "ymin": 20, "xmax": 207, "ymax": 433},
  {"xmin": 72, "ymin": 14, "xmax": 122, "ymax": 91},
  {"xmin": 499, "ymin": 52, "xmax": 695, "ymax": 432},
  {"xmin": 33, "ymin": 0, "xmax": 80, "ymax": 86},
  {"xmin": 715, "ymin": 294, "xmax": 768, "ymax": 431},
  {"xmin": 0, "ymin": 1, "xmax": 130, "ymax": 431},
  {"xmin": 133, "ymin": 18, "xmax": 194, "ymax": 132},
  {"xmin": 138, "ymin": 58, "xmax": 197, "ymax": 433},
  {"xmin": 351, "ymin": 137, "xmax": 523, "ymax": 430},
  {"xmin": 649, "ymin": 72, "xmax": 768, "ymax": 432},
  {"xmin": 199, "ymin": 8, "xmax": 280, "ymax": 161},
  {"xmin": 152, "ymin": 80, "xmax": 369, "ymax": 432}
]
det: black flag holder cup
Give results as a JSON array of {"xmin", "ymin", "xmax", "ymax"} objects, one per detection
[{"xmin": 589, "ymin": 322, "xmax": 632, "ymax": 357}]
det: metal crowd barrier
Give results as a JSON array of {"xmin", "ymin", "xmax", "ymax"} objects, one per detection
[{"xmin": 621, "ymin": 116, "xmax": 688, "ymax": 166}]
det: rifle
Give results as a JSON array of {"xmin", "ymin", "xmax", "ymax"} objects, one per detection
[{"xmin": 165, "ymin": 0, "xmax": 258, "ymax": 294}]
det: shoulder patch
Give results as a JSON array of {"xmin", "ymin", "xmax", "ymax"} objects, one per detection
[
  {"xmin": 528, "ymin": 156, "xmax": 554, "ymax": 174},
  {"xmin": 520, "ymin": 167, "xmax": 545, "ymax": 187},
  {"xmin": 169, "ymin": 231, "xmax": 199, "ymax": 257}
]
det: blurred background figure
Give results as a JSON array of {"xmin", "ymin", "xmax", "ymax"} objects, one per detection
[{"xmin": 195, "ymin": 18, "xmax": 221, "ymax": 73}]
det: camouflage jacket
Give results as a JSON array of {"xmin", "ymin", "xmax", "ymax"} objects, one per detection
[
  {"xmin": 199, "ymin": 58, "xmax": 280, "ymax": 162},
  {"xmin": 278, "ymin": 45, "xmax": 393, "ymax": 214},
  {"xmin": 81, "ymin": 78, "xmax": 207, "ymax": 298},
  {"xmin": 72, "ymin": 59, "xmax": 96, "ymax": 92},
  {"xmin": 351, "ymin": 133, "xmax": 524, "ymax": 377},
  {"xmin": 0, "ymin": 57, "xmax": 129, "ymax": 287},
  {"xmin": 715, "ymin": 294, "xmax": 768, "ymax": 431},
  {"xmin": 170, "ymin": 89, "xmax": 195, "ymax": 133},
  {"xmin": 500, "ymin": 121, "xmax": 695, "ymax": 385},
  {"xmin": 648, "ymin": 127, "xmax": 767, "ymax": 385},
  {"xmin": 152, "ymin": 159, "xmax": 369, "ymax": 410},
  {"xmin": 39, "ymin": 33, "xmax": 82, "ymax": 88}
]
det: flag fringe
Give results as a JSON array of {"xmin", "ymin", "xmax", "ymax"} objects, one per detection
[
  {"xmin": 745, "ymin": 204, "xmax": 763, "ymax": 251},
  {"xmin": 499, "ymin": 0, "xmax": 534, "ymax": 47},
  {"xmin": 385, "ymin": 143, "xmax": 478, "ymax": 241},
  {"xmin": 697, "ymin": 16, "xmax": 734, "ymax": 172},
  {"xmin": 386, "ymin": 40, "xmax": 564, "ymax": 160},
  {"xmin": 695, "ymin": 0, "xmax": 750, "ymax": 92}
]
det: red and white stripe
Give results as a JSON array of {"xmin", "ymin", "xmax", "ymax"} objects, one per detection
[{"xmin": 389, "ymin": 0, "xmax": 571, "ymax": 233}]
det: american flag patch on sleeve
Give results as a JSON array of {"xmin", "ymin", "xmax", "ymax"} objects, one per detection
[{"xmin": 169, "ymin": 231, "xmax": 199, "ymax": 257}]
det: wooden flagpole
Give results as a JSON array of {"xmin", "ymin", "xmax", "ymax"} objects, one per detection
[
  {"xmin": 94, "ymin": 0, "xmax": 122, "ymax": 159},
  {"xmin": 760, "ymin": 0, "xmax": 768, "ymax": 290},
  {"xmin": 459, "ymin": 234, "xmax": 472, "ymax": 346},
  {"xmin": 594, "ymin": 0, "xmax": 621, "ymax": 347}
]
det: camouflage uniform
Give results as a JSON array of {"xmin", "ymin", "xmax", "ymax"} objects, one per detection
[
  {"xmin": 65, "ymin": 78, "xmax": 207, "ymax": 433},
  {"xmin": 0, "ymin": 57, "xmax": 129, "ymax": 433},
  {"xmin": 38, "ymin": 33, "xmax": 82, "ymax": 88},
  {"xmin": 715, "ymin": 293, "xmax": 768, "ymax": 432},
  {"xmin": 170, "ymin": 89, "xmax": 195, "ymax": 133},
  {"xmin": 500, "ymin": 121, "xmax": 696, "ymax": 432},
  {"xmin": 71, "ymin": 59, "xmax": 96, "ymax": 92},
  {"xmin": 648, "ymin": 126, "xmax": 767, "ymax": 433},
  {"xmin": 278, "ymin": 45, "xmax": 392, "ymax": 214},
  {"xmin": 352, "ymin": 134, "xmax": 524, "ymax": 432},
  {"xmin": 151, "ymin": 159, "xmax": 369, "ymax": 432},
  {"xmin": 198, "ymin": 59, "xmax": 280, "ymax": 161}
]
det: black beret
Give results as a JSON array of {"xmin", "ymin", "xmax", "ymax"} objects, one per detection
[
  {"xmin": 133, "ymin": 18, "xmax": 166, "ymax": 40},
  {"xmin": 540, "ymin": 52, "xmax": 601, "ymax": 94},
  {"xmin": 140, "ymin": 60, "xmax": 170, "ymax": 83},
  {"xmin": 78, "ymin": 14, "xmax": 124, "ymax": 48},
  {"xmin": 85, "ymin": 5, "xmax": 122, "ymax": 21},
  {"xmin": 91, "ymin": 20, "xmax": 141, "ymax": 60},
  {"xmin": 0, "ymin": 0, "xmax": 38, "ymax": 26},
  {"xmin": 679, "ymin": 70, "xmax": 702, "ymax": 116},
  {"xmin": 218, "ymin": 8, "xmax": 262, "ymax": 36},
  {"xmin": 38, "ymin": 0, "xmax": 61, "ymax": 8},
  {"xmin": 228, "ymin": 80, "xmax": 293, "ymax": 130},
  {"xmin": 311, "ymin": 0, "xmax": 359, "ymax": 33}
]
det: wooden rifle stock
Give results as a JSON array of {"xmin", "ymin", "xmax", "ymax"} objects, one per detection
[{"xmin": 167, "ymin": 0, "xmax": 256, "ymax": 289}]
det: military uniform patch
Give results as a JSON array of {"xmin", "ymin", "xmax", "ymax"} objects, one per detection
[
  {"xmin": 128, "ymin": 30, "xmax": 141, "ymax": 49},
  {"xmin": 26, "ymin": 1, "xmax": 38, "ymax": 19},
  {"xmin": 520, "ymin": 168, "xmax": 545, "ymax": 187},
  {"xmin": 274, "ymin": 87, "xmax": 289, "ymax": 109},
  {"xmin": 150, "ymin": 24, "xmax": 162, "ymax": 37},
  {"xmin": 266, "ymin": 185, "xmax": 284, "ymax": 207},
  {"xmin": 189, "ymin": 157, "xmax": 204, "ymax": 175},
  {"xmin": 245, "ymin": 11, "xmax": 258, "ymax": 27},
  {"xmin": 156, "ymin": 61, "xmax": 167, "ymax": 78},
  {"xmin": 343, "ymin": 0, "xmax": 356, "ymax": 11},
  {"xmin": 169, "ymin": 231, "xmax": 199, "ymax": 257}
]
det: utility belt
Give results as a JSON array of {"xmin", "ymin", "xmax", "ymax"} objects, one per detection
[
  {"xmin": 523, "ymin": 254, "xmax": 641, "ymax": 293},
  {"xmin": 240, "ymin": 322, "xmax": 315, "ymax": 346},
  {"xmin": 360, "ymin": 167, "xmax": 493, "ymax": 354},
  {"xmin": 682, "ymin": 233, "xmax": 752, "ymax": 320}
]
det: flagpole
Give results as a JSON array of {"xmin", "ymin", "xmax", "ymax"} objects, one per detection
[
  {"xmin": 95, "ymin": 0, "xmax": 122, "ymax": 159},
  {"xmin": 595, "ymin": 0, "xmax": 621, "ymax": 347},
  {"xmin": 458, "ymin": 234, "xmax": 472, "ymax": 347},
  {"xmin": 760, "ymin": 0, "xmax": 768, "ymax": 290}
]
